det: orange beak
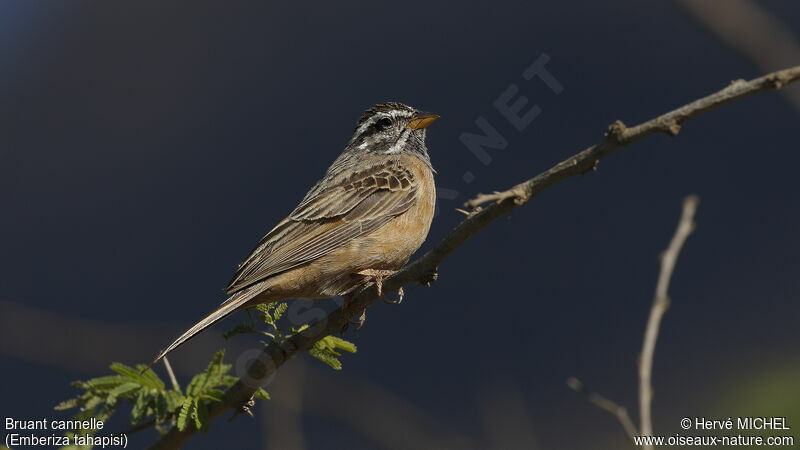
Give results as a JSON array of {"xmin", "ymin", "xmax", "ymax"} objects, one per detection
[{"xmin": 405, "ymin": 113, "xmax": 440, "ymax": 130}]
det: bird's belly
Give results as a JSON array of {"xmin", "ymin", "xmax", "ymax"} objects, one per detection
[
  {"xmin": 272, "ymin": 193, "xmax": 435, "ymax": 299},
  {"xmin": 353, "ymin": 170, "xmax": 436, "ymax": 271}
]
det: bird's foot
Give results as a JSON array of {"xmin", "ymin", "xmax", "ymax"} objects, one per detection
[
  {"xmin": 382, "ymin": 286, "xmax": 404, "ymax": 305},
  {"xmin": 355, "ymin": 268, "xmax": 396, "ymax": 297},
  {"xmin": 350, "ymin": 308, "xmax": 366, "ymax": 330},
  {"xmin": 340, "ymin": 269, "xmax": 399, "ymax": 332},
  {"xmin": 340, "ymin": 292, "xmax": 367, "ymax": 332}
]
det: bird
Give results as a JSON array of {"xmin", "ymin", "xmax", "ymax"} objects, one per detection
[{"xmin": 151, "ymin": 102, "xmax": 439, "ymax": 365}]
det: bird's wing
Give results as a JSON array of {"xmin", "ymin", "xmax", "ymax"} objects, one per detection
[{"xmin": 225, "ymin": 160, "xmax": 419, "ymax": 294}]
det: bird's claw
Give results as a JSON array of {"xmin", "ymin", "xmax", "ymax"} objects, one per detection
[
  {"xmin": 382, "ymin": 286, "xmax": 404, "ymax": 305},
  {"xmin": 343, "ymin": 269, "xmax": 402, "ymax": 330},
  {"xmin": 349, "ymin": 309, "xmax": 366, "ymax": 330},
  {"xmin": 340, "ymin": 291, "xmax": 367, "ymax": 331}
]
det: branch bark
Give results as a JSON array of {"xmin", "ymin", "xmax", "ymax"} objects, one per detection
[
  {"xmin": 639, "ymin": 195, "xmax": 698, "ymax": 446},
  {"xmin": 148, "ymin": 66, "xmax": 800, "ymax": 449}
]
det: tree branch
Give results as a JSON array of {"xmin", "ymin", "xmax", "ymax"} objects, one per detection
[
  {"xmin": 466, "ymin": 66, "xmax": 800, "ymax": 209},
  {"xmin": 148, "ymin": 66, "xmax": 799, "ymax": 449},
  {"xmin": 568, "ymin": 195, "xmax": 699, "ymax": 447},
  {"xmin": 162, "ymin": 356, "xmax": 180, "ymax": 392},
  {"xmin": 638, "ymin": 195, "xmax": 698, "ymax": 446}
]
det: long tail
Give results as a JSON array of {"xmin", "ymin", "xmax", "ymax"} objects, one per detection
[{"xmin": 149, "ymin": 283, "xmax": 266, "ymax": 367}]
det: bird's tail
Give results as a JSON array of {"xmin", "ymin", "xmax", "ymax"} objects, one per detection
[{"xmin": 149, "ymin": 283, "xmax": 266, "ymax": 367}]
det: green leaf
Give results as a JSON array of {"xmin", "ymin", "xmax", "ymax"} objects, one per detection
[
  {"xmin": 293, "ymin": 323, "xmax": 310, "ymax": 333},
  {"xmin": 154, "ymin": 391, "xmax": 168, "ymax": 423},
  {"xmin": 309, "ymin": 348, "xmax": 342, "ymax": 370},
  {"xmin": 82, "ymin": 375, "xmax": 128, "ymax": 390},
  {"xmin": 194, "ymin": 350, "xmax": 227, "ymax": 395},
  {"xmin": 273, "ymin": 302, "xmax": 288, "ymax": 321},
  {"xmin": 176, "ymin": 397, "xmax": 195, "ymax": 431},
  {"xmin": 220, "ymin": 375, "xmax": 239, "ymax": 387},
  {"xmin": 200, "ymin": 389, "xmax": 226, "ymax": 403},
  {"xmin": 256, "ymin": 303, "xmax": 276, "ymax": 325},
  {"xmin": 55, "ymin": 392, "xmax": 91, "ymax": 411},
  {"xmin": 110, "ymin": 362, "xmax": 149, "ymax": 383},
  {"xmin": 110, "ymin": 362, "xmax": 164, "ymax": 389},
  {"xmin": 307, "ymin": 336, "xmax": 357, "ymax": 371},
  {"xmin": 104, "ymin": 391, "xmax": 119, "ymax": 409},
  {"xmin": 213, "ymin": 364, "xmax": 232, "ymax": 383},
  {"xmin": 137, "ymin": 364, "xmax": 167, "ymax": 390},
  {"xmin": 194, "ymin": 398, "xmax": 209, "ymax": 433},
  {"xmin": 130, "ymin": 390, "xmax": 149, "ymax": 425},
  {"xmin": 254, "ymin": 388, "xmax": 270, "ymax": 401},
  {"xmin": 109, "ymin": 382, "xmax": 141, "ymax": 398},
  {"xmin": 326, "ymin": 336, "xmax": 357, "ymax": 353},
  {"xmin": 185, "ymin": 372, "xmax": 209, "ymax": 397},
  {"xmin": 81, "ymin": 395, "xmax": 104, "ymax": 414},
  {"xmin": 164, "ymin": 389, "xmax": 185, "ymax": 412},
  {"xmin": 54, "ymin": 399, "xmax": 79, "ymax": 411}
]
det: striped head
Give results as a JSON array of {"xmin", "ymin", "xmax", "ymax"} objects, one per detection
[{"xmin": 345, "ymin": 102, "xmax": 438, "ymax": 165}]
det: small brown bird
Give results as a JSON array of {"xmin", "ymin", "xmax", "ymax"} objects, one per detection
[{"xmin": 152, "ymin": 102, "xmax": 438, "ymax": 364}]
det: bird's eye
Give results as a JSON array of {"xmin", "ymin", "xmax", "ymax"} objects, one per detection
[{"xmin": 375, "ymin": 117, "xmax": 392, "ymax": 131}]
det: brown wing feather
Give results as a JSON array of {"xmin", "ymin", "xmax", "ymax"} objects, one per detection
[{"xmin": 226, "ymin": 161, "xmax": 418, "ymax": 294}]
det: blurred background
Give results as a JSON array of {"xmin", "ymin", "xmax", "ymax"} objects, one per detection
[{"xmin": 1, "ymin": 1, "xmax": 799, "ymax": 448}]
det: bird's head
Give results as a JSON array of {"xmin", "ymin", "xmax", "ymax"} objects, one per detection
[{"xmin": 346, "ymin": 102, "xmax": 439, "ymax": 165}]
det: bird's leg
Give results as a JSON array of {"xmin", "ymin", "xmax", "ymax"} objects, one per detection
[
  {"xmin": 342, "ymin": 269, "xmax": 399, "ymax": 332},
  {"xmin": 355, "ymin": 268, "xmax": 396, "ymax": 297},
  {"xmin": 356, "ymin": 268, "xmax": 404, "ymax": 305}
]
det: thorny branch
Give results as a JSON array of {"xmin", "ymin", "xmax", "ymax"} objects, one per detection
[{"xmin": 149, "ymin": 66, "xmax": 799, "ymax": 449}]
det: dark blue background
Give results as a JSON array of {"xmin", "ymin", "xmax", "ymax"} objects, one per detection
[{"xmin": 2, "ymin": 1, "xmax": 798, "ymax": 449}]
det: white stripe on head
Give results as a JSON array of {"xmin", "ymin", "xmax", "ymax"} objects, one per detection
[
  {"xmin": 349, "ymin": 107, "xmax": 416, "ymax": 144},
  {"xmin": 350, "ymin": 115, "xmax": 380, "ymax": 144},
  {"xmin": 391, "ymin": 109, "xmax": 415, "ymax": 119}
]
